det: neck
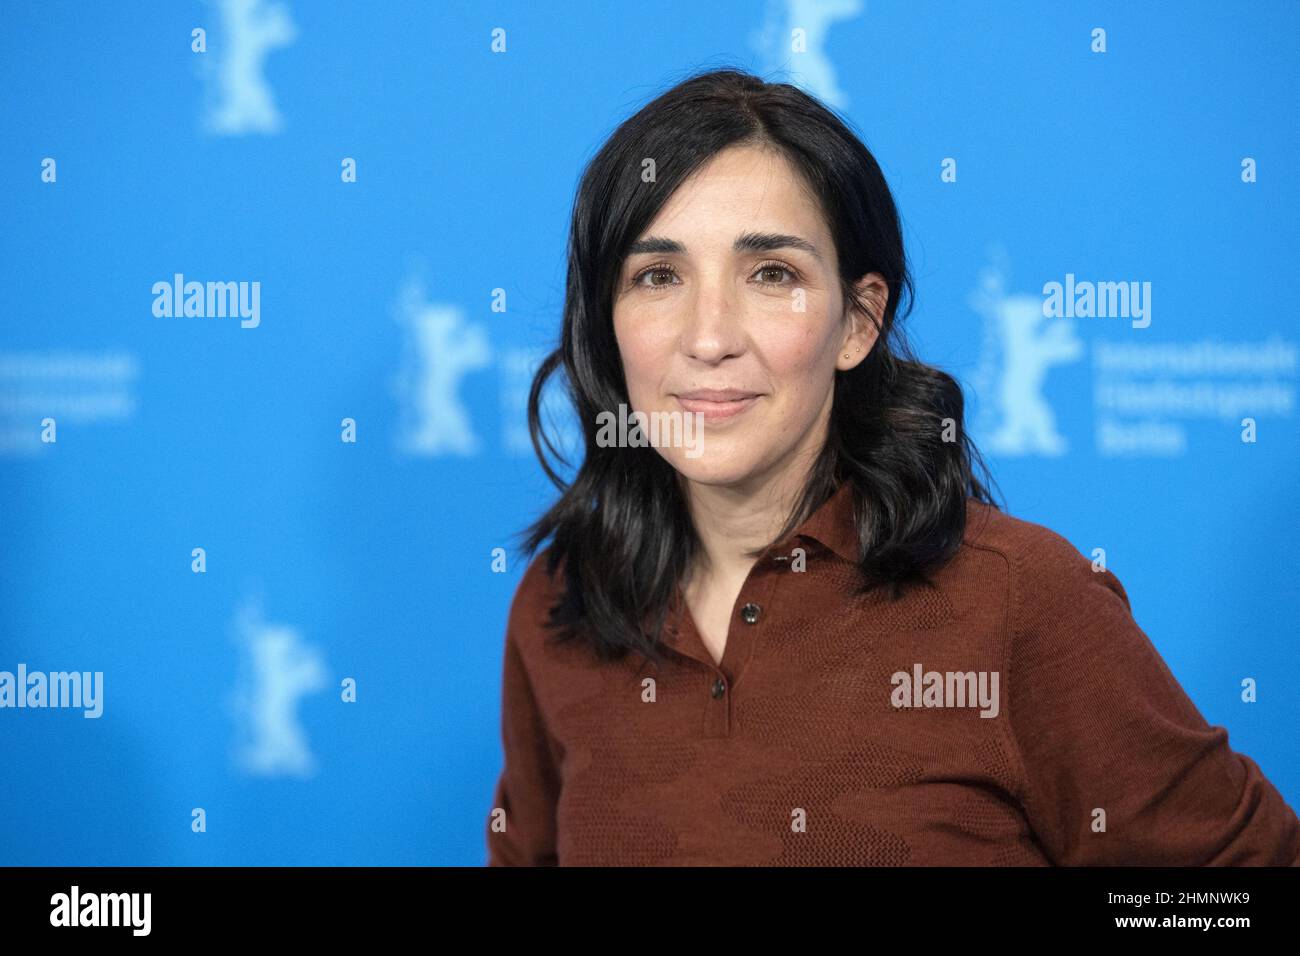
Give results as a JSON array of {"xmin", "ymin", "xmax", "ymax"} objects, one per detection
[{"xmin": 680, "ymin": 453, "xmax": 818, "ymax": 590}]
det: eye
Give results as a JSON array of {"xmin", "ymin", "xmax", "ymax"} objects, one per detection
[
  {"xmin": 752, "ymin": 260, "xmax": 800, "ymax": 285},
  {"xmin": 629, "ymin": 263, "xmax": 680, "ymax": 289}
]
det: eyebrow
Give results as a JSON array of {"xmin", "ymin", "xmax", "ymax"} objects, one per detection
[{"xmin": 624, "ymin": 231, "xmax": 824, "ymax": 264}]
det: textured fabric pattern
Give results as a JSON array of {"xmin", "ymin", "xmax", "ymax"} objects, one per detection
[{"xmin": 487, "ymin": 482, "xmax": 1300, "ymax": 866}]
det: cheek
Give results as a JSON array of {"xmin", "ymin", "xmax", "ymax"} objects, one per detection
[
  {"xmin": 760, "ymin": 320, "xmax": 833, "ymax": 380},
  {"xmin": 613, "ymin": 317, "xmax": 669, "ymax": 399},
  {"xmin": 756, "ymin": 321, "xmax": 838, "ymax": 414}
]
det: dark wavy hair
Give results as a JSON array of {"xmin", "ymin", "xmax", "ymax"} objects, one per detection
[{"xmin": 517, "ymin": 66, "xmax": 1003, "ymax": 668}]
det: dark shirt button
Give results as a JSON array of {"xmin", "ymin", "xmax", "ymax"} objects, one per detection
[
  {"xmin": 710, "ymin": 678, "xmax": 726, "ymax": 699},
  {"xmin": 741, "ymin": 602, "xmax": 761, "ymax": 624}
]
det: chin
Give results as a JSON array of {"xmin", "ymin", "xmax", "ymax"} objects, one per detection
[{"xmin": 658, "ymin": 448, "xmax": 766, "ymax": 488}]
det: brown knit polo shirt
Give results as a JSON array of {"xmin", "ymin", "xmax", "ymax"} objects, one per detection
[{"xmin": 486, "ymin": 480, "xmax": 1300, "ymax": 865}]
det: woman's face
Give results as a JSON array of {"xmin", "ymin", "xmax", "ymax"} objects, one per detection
[{"xmin": 612, "ymin": 144, "xmax": 885, "ymax": 493}]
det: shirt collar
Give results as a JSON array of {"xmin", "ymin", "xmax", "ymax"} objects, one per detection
[
  {"xmin": 774, "ymin": 478, "xmax": 859, "ymax": 564},
  {"xmin": 661, "ymin": 479, "xmax": 859, "ymax": 649}
]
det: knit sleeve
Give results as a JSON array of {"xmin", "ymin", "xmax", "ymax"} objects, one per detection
[
  {"xmin": 1002, "ymin": 526, "xmax": 1300, "ymax": 865},
  {"xmin": 486, "ymin": 555, "xmax": 562, "ymax": 866}
]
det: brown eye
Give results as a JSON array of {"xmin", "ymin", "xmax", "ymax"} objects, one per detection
[
  {"xmin": 631, "ymin": 264, "xmax": 679, "ymax": 289},
  {"xmin": 753, "ymin": 261, "xmax": 798, "ymax": 284}
]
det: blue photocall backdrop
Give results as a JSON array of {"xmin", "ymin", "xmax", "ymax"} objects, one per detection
[{"xmin": 1, "ymin": 0, "xmax": 1296, "ymax": 865}]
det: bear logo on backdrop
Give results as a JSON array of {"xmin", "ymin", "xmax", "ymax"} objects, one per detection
[
  {"xmin": 198, "ymin": 0, "xmax": 298, "ymax": 136},
  {"xmin": 970, "ymin": 261, "xmax": 1084, "ymax": 457},
  {"xmin": 391, "ymin": 272, "xmax": 583, "ymax": 460},
  {"xmin": 750, "ymin": 0, "xmax": 864, "ymax": 110},
  {"xmin": 392, "ymin": 277, "xmax": 491, "ymax": 457},
  {"xmin": 228, "ymin": 597, "xmax": 327, "ymax": 778},
  {"xmin": 969, "ymin": 251, "xmax": 1296, "ymax": 458}
]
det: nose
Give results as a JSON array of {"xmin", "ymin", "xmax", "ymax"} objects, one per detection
[{"xmin": 679, "ymin": 272, "xmax": 745, "ymax": 364}]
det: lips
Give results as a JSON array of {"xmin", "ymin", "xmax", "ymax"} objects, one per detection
[
  {"xmin": 675, "ymin": 388, "xmax": 759, "ymax": 402},
  {"xmin": 673, "ymin": 389, "xmax": 761, "ymax": 422}
]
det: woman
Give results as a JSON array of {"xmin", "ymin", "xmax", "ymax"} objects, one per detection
[{"xmin": 487, "ymin": 67, "xmax": 1300, "ymax": 866}]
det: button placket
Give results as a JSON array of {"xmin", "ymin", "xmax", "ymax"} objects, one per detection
[
  {"xmin": 703, "ymin": 670, "xmax": 729, "ymax": 738},
  {"xmin": 694, "ymin": 554, "xmax": 789, "ymax": 738},
  {"xmin": 716, "ymin": 562, "xmax": 782, "ymax": 703}
]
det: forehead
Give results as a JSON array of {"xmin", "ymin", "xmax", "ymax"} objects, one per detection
[{"xmin": 641, "ymin": 145, "xmax": 829, "ymax": 245}]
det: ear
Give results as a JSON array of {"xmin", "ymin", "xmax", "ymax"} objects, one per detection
[{"xmin": 837, "ymin": 273, "xmax": 889, "ymax": 372}]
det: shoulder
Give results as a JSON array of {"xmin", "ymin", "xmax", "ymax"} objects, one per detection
[
  {"xmin": 959, "ymin": 498, "xmax": 1134, "ymax": 621},
  {"xmin": 960, "ymin": 497, "xmax": 1096, "ymax": 568},
  {"xmin": 505, "ymin": 545, "xmax": 569, "ymax": 650}
]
